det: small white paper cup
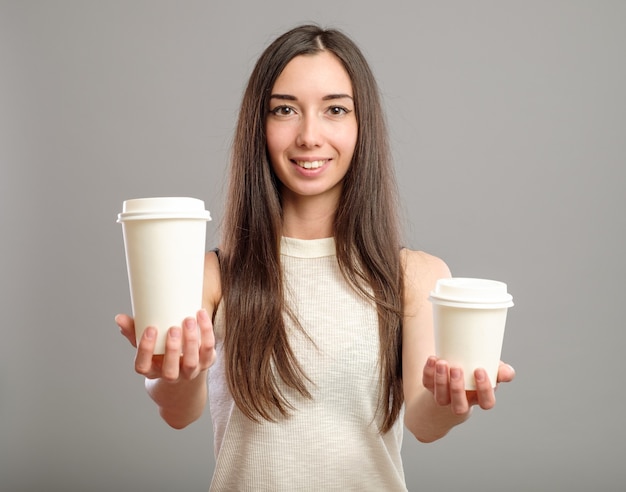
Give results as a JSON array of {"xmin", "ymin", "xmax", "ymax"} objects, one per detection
[{"xmin": 429, "ymin": 278, "xmax": 514, "ymax": 389}]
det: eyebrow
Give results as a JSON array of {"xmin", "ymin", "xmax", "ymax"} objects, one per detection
[{"xmin": 269, "ymin": 93, "xmax": 354, "ymax": 101}]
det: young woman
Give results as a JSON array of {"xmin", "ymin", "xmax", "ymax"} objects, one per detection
[{"xmin": 116, "ymin": 24, "xmax": 515, "ymax": 491}]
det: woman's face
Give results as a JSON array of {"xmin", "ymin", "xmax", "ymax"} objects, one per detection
[{"xmin": 265, "ymin": 51, "xmax": 358, "ymax": 205}]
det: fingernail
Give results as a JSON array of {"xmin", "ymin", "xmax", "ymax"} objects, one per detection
[
  {"xmin": 426, "ymin": 357, "xmax": 436, "ymax": 368},
  {"xmin": 475, "ymin": 370, "xmax": 485, "ymax": 382},
  {"xmin": 185, "ymin": 318, "xmax": 196, "ymax": 330},
  {"xmin": 144, "ymin": 327, "xmax": 156, "ymax": 339},
  {"xmin": 198, "ymin": 309, "xmax": 208, "ymax": 321},
  {"xmin": 450, "ymin": 368, "xmax": 461, "ymax": 381},
  {"xmin": 436, "ymin": 364, "xmax": 446, "ymax": 375},
  {"xmin": 169, "ymin": 327, "xmax": 181, "ymax": 338}
]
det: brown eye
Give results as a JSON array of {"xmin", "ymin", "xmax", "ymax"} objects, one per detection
[
  {"xmin": 270, "ymin": 105, "xmax": 296, "ymax": 116},
  {"xmin": 328, "ymin": 106, "xmax": 351, "ymax": 116}
]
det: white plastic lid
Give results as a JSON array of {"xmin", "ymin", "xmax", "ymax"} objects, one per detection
[
  {"xmin": 117, "ymin": 197, "xmax": 212, "ymax": 222},
  {"xmin": 429, "ymin": 277, "xmax": 513, "ymax": 307}
]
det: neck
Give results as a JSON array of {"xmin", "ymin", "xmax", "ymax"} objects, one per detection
[{"xmin": 280, "ymin": 191, "xmax": 338, "ymax": 240}]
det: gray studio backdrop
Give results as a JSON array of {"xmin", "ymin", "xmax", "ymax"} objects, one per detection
[{"xmin": 1, "ymin": 1, "xmax": 624, "ymax": 491}]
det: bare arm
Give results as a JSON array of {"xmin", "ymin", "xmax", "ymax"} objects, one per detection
[
  {"xmin": 116, "ymin": 251, "xmax": 221, "ymax": 429},
  {"xmin": 401, "ymin": 250, "xmax": 515, "ymax": 443},
  {"xmin": 401, "ymin": 249, "xmax": 467, "ymax": 442}
]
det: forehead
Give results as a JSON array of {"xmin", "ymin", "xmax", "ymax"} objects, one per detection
[{"xmin": 271, "ymin": 51, "xmax": 353, "ymax": 95}]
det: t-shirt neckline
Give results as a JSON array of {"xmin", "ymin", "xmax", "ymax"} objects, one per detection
[{"xmin": 280, "ymin": 236, "xmax": 336, "ymax": 258}]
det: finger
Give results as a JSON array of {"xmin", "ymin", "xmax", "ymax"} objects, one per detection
[
  {"xmin": 198, "ymin": 309, "xmax": 216, "ymax": 368},
  {"xmin": 135, "ymin": 326, "xmax": 157, "ymax": 375},
  {"xmin": 180, "ymin": 317, "xmax": 200, "ymax": 380},
  {"xmin": 115, "ymin": 314, "xmax": 137, "ymax": 347},
  {"xmin": 422, "ymin": 356, "xmax": 437, "ymax": 392},
  {"xmin": 161, "ymin": 327, "xmax": 183, "ymax": 381},
  {"xmin": 449, "ymin": 367, "xmax": 469, "ymax": 415},
  {"xmin": 474, "ymin": 368, "xmax": 496, "ymax": 410},
  {"xmin": 434, "ymin": 360, "xmax": 451, "ymax": 406},
  {"xmin": 496, "ymin": 361, "xmax": 516, "ymax": 384}
]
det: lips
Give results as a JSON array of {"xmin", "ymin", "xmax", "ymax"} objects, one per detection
[{"xmin": 293, "ymin": 160, "xmax": 327, "ymax": 169}]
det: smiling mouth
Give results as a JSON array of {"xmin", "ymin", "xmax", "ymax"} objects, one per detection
[{"xmin": 293, "ymin": 160, "xmax": 327, "ymax": 169}]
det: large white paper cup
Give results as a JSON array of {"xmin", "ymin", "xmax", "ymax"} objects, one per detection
[
  {"xmin": 117, "ymin": 197, "xmax": 211, "ymax": 354},
  {"xmin": 429, "ymin": 278, "xmax": 514, "ymax": 389}
]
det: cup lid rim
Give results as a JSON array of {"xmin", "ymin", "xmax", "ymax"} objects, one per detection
[
  {"xmin": 117, "ymin": 210, "xmax": 212, "ymax": 222},
  {"xmin": 428, "ymin": 294, "xmax": 514, "ymax": 308}
]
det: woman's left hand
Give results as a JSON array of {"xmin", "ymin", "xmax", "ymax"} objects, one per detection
[{"xmin": 422, "ymin": 357, "xmax": 515, "ymax": 415}]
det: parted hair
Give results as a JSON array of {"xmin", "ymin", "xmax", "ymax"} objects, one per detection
[{"xmin": 219, "ymin": 24, "xmax": 404, "ymax": 433}]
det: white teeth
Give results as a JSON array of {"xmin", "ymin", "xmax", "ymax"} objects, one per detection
[{"xmin": 296, "ymin": 160, "xmax": 325, "ymax": 169}]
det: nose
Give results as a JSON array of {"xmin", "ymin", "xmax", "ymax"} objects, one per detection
[{"xmin": 295, "ymin": 114, "xmax": 323, "ymax": 148}]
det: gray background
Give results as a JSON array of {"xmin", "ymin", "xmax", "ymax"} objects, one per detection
[{"xmin": 1, "ymin": 1, "xmax": 624, "ymax": 491}]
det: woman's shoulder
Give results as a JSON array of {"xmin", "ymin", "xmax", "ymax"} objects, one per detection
[
  {"xmin": 400, "ymin": 248, "xmax": 451, "ymax": 306},
  {"xmin": 203, "ymin": 249, "xmax": 222, "ymax": 315},
  {"xmin": 401, "ymin": 248, "xmax": 451, "ymax": 280}
]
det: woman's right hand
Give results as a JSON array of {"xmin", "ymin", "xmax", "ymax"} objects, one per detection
[{"xmin": 115, "ymin": 310, "xmax": 216, "ymax": 382}]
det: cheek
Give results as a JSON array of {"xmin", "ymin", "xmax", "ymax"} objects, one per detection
[
  {"xmin": 265, "ymin": 124, "xmax": 275, "ymax": 151},
  {"xmin": 338, "ymin": 125, "xmax": 358, "ymax": 160},
  {"xmin": 265, "ymin": 124, "xmax": 288, "ymax": 160},
  {"xmin": 265, "ymin": 128, "xmax": 287, "ymax": 177},
  {"xmin": 266, "ymin": 131, "xmax": 286, "ymax": 167}
]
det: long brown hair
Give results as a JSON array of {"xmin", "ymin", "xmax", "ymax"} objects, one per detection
[{"xmin": 220, "ymin": 24, "xmax": 404, "ymax": 433}]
